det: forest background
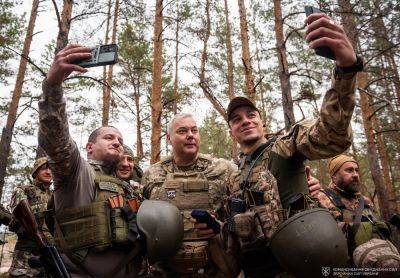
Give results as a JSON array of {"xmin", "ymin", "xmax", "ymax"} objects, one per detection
[{"xmin": 0, "ymin": 0, "xmax": 399, "ymax": 224}]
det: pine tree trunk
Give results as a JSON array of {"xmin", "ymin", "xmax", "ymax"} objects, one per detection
[
  {"xmin": 358, "ymin": 73, "xmax": 391, "ymax": 220},
  {"xmin": 199, "ymin": 0, "xmax": 226, "ymax": 119},
  {"xmin": 55, "ymin": 0, "xmax": 73, "ymax": 54},
  {"xmin": 102, "ymin": 0, "xmax": 112, "ymax": 124},
  {"xmin": 150, "ymin": 0, "xmax": 164, "ymax": 164},
  {"xmin": 237, "ymin": 0, "xmax": 255, "ymax": 102},
  {"xmin": 172, "ymin": 0, "xmax": 180, "ymax": 114},
  {"xmin": 223, "ymin": 0, "xmax": 238, "ymax": 161},
  {"xmin": 273, "ymin": 0, "xmax": 294, "ymax": 131},
  {"xmin": 0, "ymin": 0, "xmax": 39, "ymax": 198},
  {"xmin": 134, "ymin": 80, "xmax": 144, "ymax": 159},
  {"xmin": 103, "ymin": 0, "xmax": 119, "ymax": 126}
]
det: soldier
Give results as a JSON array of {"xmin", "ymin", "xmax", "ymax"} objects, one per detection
[
  {"xmin": 316, "ymin": 154, "xmax": 400, "ymax": 269},
  {"xmin": 8, "ymin": 157, "xmax": 52, "ymax": 277},
  {"xmin": 38, "ymin": 44, "xmax": 143, "ymax": 277},
  {"xmin": 117, "ymin": 145, "xmax": 143, "ymax": 184},
  {"xmin": 224, "ymin": 12, "xmax": 363, "ymax": 276},
  {"xmin": 142, "ymin": 113, "xmax": 240, "ymax": 277}
]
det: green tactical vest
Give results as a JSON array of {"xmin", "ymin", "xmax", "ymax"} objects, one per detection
[
  {"xmin": 54, "ymin": 168, "xmax": 133, "ymax": 259},
  {"xmin": 323, "ymin": 188, "xmax": 391, "ymax": 248},
  {"xmin": 148, "ymin": 155, "xmax": 218, "ymax": 274}
]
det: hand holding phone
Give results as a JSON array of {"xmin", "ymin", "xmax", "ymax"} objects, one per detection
[
  {"xmin": 304, "ymin": 6, "xmax": 336, "ymax": 60},
  {"xmin": 72, "ymin": 44, "xmax": 118, "ymax": 68},
  {"xmin": 191, "ymin": 209, "xmax": 221, "ymax": 234}
]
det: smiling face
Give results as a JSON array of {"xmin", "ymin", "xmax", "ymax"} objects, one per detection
[
  {"xmin": 228, "ymin": 106, "xmax": 264, "ymax": 148},
  {"xmin": 35, "ymin": 165, "xmax": 52, "ymax": 187},
  {"xmin": 116, "ymin": 154, "xmax": 134, "ymax": 180},
  {"xmin": 86, "ymin": 127, "xmax": 123, "ymax": 165},
  {"xmin": 168, "ymin": 116, "xmax": 200, "ymax": 162}
]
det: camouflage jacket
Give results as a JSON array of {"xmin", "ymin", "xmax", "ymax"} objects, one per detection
[
  {"xmin": 230, "ymin": 74, "xmax": 357, "ymax": 209},
  {"xmin": 142, "ymin": 154, "xmax": 237, "ymax": 220}
]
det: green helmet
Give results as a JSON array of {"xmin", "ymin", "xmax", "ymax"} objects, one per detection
[
  {"xmin": 137, "ymin": 200, "xmax": 183, "ymax": 263},
  {"xmin": 31, "ymin": 157, "xmax": 48, "ymax": 178},
  {"xmin": 270, "ymin": 208, "xmax": 348, "ymax": 277}
]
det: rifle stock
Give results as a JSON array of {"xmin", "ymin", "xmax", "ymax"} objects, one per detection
[{"xmin": 13, "ymin": 200, "xmax": 70, "ymax": 278}]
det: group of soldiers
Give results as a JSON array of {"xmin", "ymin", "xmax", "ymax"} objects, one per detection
[{"xmin": 1, "ymin": 10, "xmax": 400, "ymax": 278}]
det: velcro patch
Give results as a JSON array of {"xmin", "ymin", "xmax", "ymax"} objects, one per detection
[{"xmin": 98, "ymin": 182, "xmax": 119, "ymax": 192}]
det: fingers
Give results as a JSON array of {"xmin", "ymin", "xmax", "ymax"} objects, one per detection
[{"xmin": 305, "ymin": 166, "xmax": 311, "ymax": 181}]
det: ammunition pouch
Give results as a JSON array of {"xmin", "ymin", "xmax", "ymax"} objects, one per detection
[
  {"xmin": 55, "ymin": 200, "xmax": 133, "ymax": 254},
  {"xmin": 169, "ymin": 240, "xmax": 210, "ymax": 274},
  {"xmin": 354, "ymin": 220, "xmax": 391, "ymax": 248}
]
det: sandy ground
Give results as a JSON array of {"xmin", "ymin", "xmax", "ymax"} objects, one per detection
[{"xmin": 0, "ymin": 233, "xmax": 16, "ymax": 276}]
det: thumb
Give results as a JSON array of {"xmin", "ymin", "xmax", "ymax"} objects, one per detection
[{"xmin": 305, "ymin": 166, "xmax": 311, "ymax": 181}]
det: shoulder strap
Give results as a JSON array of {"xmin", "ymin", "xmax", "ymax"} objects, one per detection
[
  {"xmin": 323, "ymin": 188, "xmax": 346, "ymax": 209},
  {"xmin": 351, "ymin": 195, "xmax": 365, "ymax": 236}
]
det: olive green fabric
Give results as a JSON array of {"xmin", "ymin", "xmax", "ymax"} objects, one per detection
[
  {"xmin": 267, "ymin": 151, "xmax": 309, "ymax": 209},
  {"xmin": 55, "ymin": 170, "xmax": 131, "ymax": 255}
]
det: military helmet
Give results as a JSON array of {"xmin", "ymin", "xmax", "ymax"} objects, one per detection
[
  {"xmin": 137, "ymin": 200, "xmax": 183, "ymax": 263},
  {"xmin": 270, "ymin": 208, "xmax": 348, "ymax": 278},
  {"xmin": 31, "ymin": 157, "xmax": 48, "ymax": 178}
]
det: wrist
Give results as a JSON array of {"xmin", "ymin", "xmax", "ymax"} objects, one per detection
[{"xmin": 334, "ymin": 55, "xmax": 364, "ymax": 80}]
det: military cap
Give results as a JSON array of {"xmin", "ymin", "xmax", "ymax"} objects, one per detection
[
  {"xmin": 31, "ymin": 157, "xmax": 48, "ymax": 178},
  {"xmin": 227, "ymin": 96, "xmax": 259, "ymax": 122}
]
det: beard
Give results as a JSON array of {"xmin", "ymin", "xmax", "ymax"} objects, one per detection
[{"xmin": 337, "ymin": 177, "xmax": 359, "ymax": 193}]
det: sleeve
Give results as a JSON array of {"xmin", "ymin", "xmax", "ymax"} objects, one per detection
[
  {"xmin": 10, "ymin": 187, "xmax": 27, "ymax": 212},
  {"xmin": 272, "ymin": 73, "xmax": 356, "ymax": 160},
  {"xmin": 38, "ymin": 80, "xmax": 82, "ymax": 188}
]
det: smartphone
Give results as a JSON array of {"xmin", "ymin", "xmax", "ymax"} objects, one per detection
[
  {"xmin": 73, "ymin": 44, "xmax": 118, "ymax": 68},
  {"xmin": 304, "ymin": 6, "xmax": 336, "ymax": 60},
  {"xmin": 191, "ymin": 209, "xmax": 221, "ymax": 234}
]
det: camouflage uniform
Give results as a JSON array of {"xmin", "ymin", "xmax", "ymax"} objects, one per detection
[
  {"xmin": 142, "ymin": 154, "xmax": 239, "ymax": 277},
  {"xmin": 38, "ymin": 80, "xmax": 142, "ymax": 277},
  {"xmin": 317, "ymin": 183, "xmax": 400, "ymax": 269},
  {"xmin": 226, "ymin": 73, "xmax": 357, "ymax": 277},
  {"xmin": 8, "ymin": 180, "xmax": 52, "ymax": 277}
]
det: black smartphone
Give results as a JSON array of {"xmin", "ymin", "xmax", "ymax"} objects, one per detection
[
  {"xmin": 304, "ymin": 6, "xmax": 336, "ymax": 60},
  {"xmin": 191, "ymin": 209, "xmax": 221, "ymax": 234},
  {"xmin": 73, "ymin": 44, "xmax": 118, "ymax": 68}
]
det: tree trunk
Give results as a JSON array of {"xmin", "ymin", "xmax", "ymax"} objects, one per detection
[
  {"xmin": 172, "ymin": 0, "xmax": 180, "ymax": 114},
  {"xmin": 55, "ymin": 0, "xmax": 73, "ymax": 54},
  {"xmin": 273, "ymin": 0, "xmax": 294, "ymax": 131},
  {"xmin": 223, "ymin": 0, "xmax": 238, "ymax": 161},
  {"xmin": 102, "ymin": 0, "xmax": 112, "ymax": 124},
  {"xmin": 358, "ymin": 72, "xmax": 391, "ymax": 220},
  {"xmin": 0, "ymin": 0, "xmax": 39, "ymax": 198},
  {"xmin": 237, "ymin": 0, "xmax": 255, "ymax": 102},
  {"xmin": 199, "ymin": 0, "xmax": 227, "ymax": 120},
  {"xmin": 150, "ymin": 0, "xmax": 164, "ymax": 164},
  {"xmin": 372, "ymin": 115, "xmax": 398, "ymax": 213},
  {"xmin": 134, "ymin": 80, "xmax": 144, "ymax": 159},
  {"xmin": 102, "ymin": 0, "xmax": 119, "ymax": 126}
]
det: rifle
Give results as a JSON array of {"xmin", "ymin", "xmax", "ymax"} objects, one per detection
[{"xmin": 13, "ymin": 199, "xmax": 70, "ymax": 278}]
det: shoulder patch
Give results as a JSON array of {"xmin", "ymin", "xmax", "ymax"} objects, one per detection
[{"xmin": 98, "ymin": 181, "xmax": 119, "ymax": 193}]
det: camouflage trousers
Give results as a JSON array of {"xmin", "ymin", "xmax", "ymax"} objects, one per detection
[{"xmin": 8, "ymin": 249, "xmax": 45, "ymax": 277}]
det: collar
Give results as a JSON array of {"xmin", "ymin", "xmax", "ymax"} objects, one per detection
[
  {"xmin": 88, "ymin": 159, "xmax": 115, "ymax": 175},
  {"xmin": 33, "ymin": 180, "xmax": 51, "ymax": 192}
]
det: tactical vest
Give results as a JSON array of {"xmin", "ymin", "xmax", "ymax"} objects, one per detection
[
  {"xmin": 54, "ymin": 169, "xmax": 135, "ymax": 261},
  {"xmin": 148, "ymin": 155, "xmax": 217, "ymax": 274},
  {"xmin": 14, "ymin": 183, "xmax": 51, "ymax": 252},
  {"xmin": 323, "ymin": 188, "xmax": 390, "ymax": 249}
]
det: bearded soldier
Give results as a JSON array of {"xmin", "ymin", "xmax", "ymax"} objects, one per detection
[
  {"xmin": 317, "ymin": 155, "xmax": 400, "ymax": 270},
  {"xmin": 38, "ymin": 44, "xmax": 143, "ymax": 277},
  {"xmin": 142, "ymin": 113, "xmax": 240, "ymax": 277},
  {"xmin": 224, "ymin": 12, "xmax": 363, "ymax": 277},
  {"xmin": 8, "ymin": 157, "xmax": 52, "ymax": 277}
]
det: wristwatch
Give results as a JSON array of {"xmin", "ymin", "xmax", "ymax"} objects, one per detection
[{"xmin": 335, "ymin": 55, "xmax": 364, "ymax": 79}]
